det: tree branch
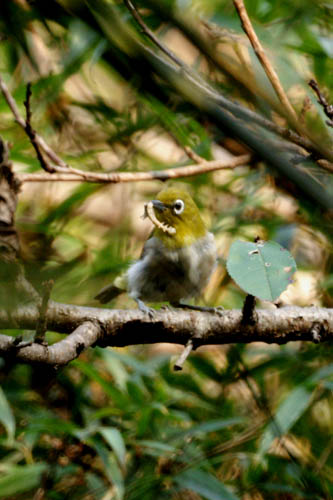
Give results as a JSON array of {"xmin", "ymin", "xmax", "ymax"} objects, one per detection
[
  {"xmin": 0, "ymin": 321, "xmax": 101, "ymax": 365},
  {"xmin": 23, "ymin": 83, "xmax": 55, "ymax": 173},
  {"xmin": 35, "ymin": 280, "xmax": 54, "ymax": 344},
  {"xmin": 0, "ymin": 302, "xmax": 333, "ymax": 365},
  {"xmin": 17, "ymin": 154, "xmax": 251, "ymax": 183},
  {"xmin": 124, "ymin": 0, "xmax": 185, "ymax": 68},
  {"xmin": 233, "ymin": 0, "xmax": 298, "ymax": 126},
  {"xmin": 0, "ymin": 137, "xmax": 40, "ymax": 309},
  {"xmin": 174, "ymin": 339, "xmax": 194, "ymax": 371},
  {"xmin": 309, "ymin": 79, "xmax": 333, "ymax": 128}
]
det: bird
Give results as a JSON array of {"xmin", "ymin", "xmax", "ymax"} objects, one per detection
[{"xmin": 95, "ymin": 186, "xmax": 219, "ymax": 316}]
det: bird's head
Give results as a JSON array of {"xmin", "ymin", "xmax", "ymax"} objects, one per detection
[{"xmin": 144, "ymin": 187, "xmax": 208, "ymax": 249}]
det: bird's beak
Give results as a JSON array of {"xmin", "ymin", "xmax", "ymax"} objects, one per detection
[{"xmin": 151, "ymin": 200, "xmax": 166, "ymax": 212}]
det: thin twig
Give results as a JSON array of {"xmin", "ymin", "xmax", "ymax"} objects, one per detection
[
  {"xmin": 23, "ymin": 83, "xmax": 55, "ymax": 173},
  {"xmin": 124, "ymin": 0, "xmax": 185, "ymax": 68},
  {"xmin": 0, "ymin": 76, "xmax": 67, "ymax": 168},
  {"xmin": 0, "ymin": 76, "xmax": 26, "ymax": 128},
  {"xmin": 0, "ymin": 76, "xmax": 68, "ymax": 169},
  {"xmin": 233, "ymin": 0, "xmax": 298, "ymax": 125},
  {"xmin": 35, "ymin": 280, "xmax": 54, "ymax": 344},
  {"xmin": 309, "ymin": 79, "xmax": 333, "ymax": 128},
  {"xmin": 184, "ymin": 146, "xmax": 206, "ymax": 163},
  {"xmin": 17, "ymin": 154, "xmax": 251, "ymax": 183},
  {"xmin": 174, "ymin": 339, "xmax": 193, "ymax": 371}
]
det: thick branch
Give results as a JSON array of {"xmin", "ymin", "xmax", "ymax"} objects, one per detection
[
  {"xmin": 0, "ymin": 302, "xmax": 333, "ymax": 365},
  {"xmin": 0, "ymin": 139, "xmax": 20, "ymax": 250},
  {"xmin": 0, "ymin": 137, "xmax": 39, "ymax": 305},
  {"xmin": 0, "ymin": 321, "xmax": 101, "ymax": 365}
]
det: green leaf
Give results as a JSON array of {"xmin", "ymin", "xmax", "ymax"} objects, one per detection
[
  {"xmin": 174, "ymin": 469, "xmax": 239, "ymax": 500},
  {"xmin": 0, "ymin": 464, "xmax": 47, "ymax": 498},
  {"xmin": 309, "ymin": 363, "xmax": 333, "ymax": 384},
  {"xmin": 101, "ymin": 349, "xmax": 129, "ymax": 390},
  {"xmin": 226, "ymin": 240, "xmax": 296, "ymax": 301},
  {"xmin": 92, "ymin": 439, "xmax": 124, "ymax": 500},
  {"xmin": 259, "ymin": 362, "xmax": 333, "ymax": 458},
  {"xmin": 137, "ymin": 440, "xmax": 178, "ymax": 454},
  {"xmin": 73, "ymin": 360, "xmax": 129, "ymax": 408},
  {"xmin": 0, "ymin": 387, "xmax": 15, "ymax": 443},
  {"xmin": 174, "ymin": 417, "xmax": 243, "ymax": 439},
  {"xmin": 100, "ymin": 427, "xmax": 126, "ymax": 468},
  {"xmin": 259, "ymin": 386, "xmax": 313, "ymax": 457}
]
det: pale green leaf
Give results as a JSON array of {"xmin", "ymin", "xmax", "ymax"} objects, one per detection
[
  {"xmin": 100, "ymin": 427, "xmax": 126, "ymax": 468},
  {"xmin": 0, "ymin": 387, "xmax": 15, "ymax": 442},
  {"xmin": 227, "ymin": 240, "xmax": 296, "ymax": 301},
  {"xmin": 259, "ymin": 386, "xmax": 312, "ymax": 457},
  {"xmin": 0, "ymin": 464, "xmax": 47, "ymax": 498},
  {"xmin": 175, "ymin": 469, "xmax": 239, "ymax": 500},
  {"xmin": 176, "ymin": 417, "xmax": 243, "ymax": 439}
]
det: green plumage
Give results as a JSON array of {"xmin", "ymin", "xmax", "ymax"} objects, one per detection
[{"xmin": 152, "ymin": 188, "xmax": 207, "ymax": 249}]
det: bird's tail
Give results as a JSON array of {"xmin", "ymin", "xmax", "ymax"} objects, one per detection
[{"xmin": 94, "ymin": 284, "xmax": 123, "ymax": 304}]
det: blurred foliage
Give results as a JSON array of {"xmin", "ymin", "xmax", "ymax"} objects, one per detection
[{"xmin": 1, "ymin": 0, "xmax": 333, "ymax": 498}]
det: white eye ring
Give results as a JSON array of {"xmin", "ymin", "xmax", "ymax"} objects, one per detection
[{"xmin": 173, "ymin": 199, "xmax": 185, "ymax": 215}]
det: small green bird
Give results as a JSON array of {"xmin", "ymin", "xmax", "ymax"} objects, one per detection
[{"xmin": 95, "ymin": 186, "xmax": 218, "ymax": 316}]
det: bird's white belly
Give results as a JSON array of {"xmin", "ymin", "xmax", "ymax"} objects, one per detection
[{"xmin": 127, "ymin": 233, "xmax": 216, "ymax": 303}]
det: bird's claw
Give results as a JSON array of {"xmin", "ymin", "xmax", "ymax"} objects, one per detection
[
  {"xmin": 161, "ymin": 304, "xmax": 173, "ymax": 311},
  {"xmin": 141, "ymin": 304, "xmax": 155, "ymax": 319},
  {"xmin": 136, "ymin": 299, "xmax": 155, "ymax": 318},
  {"xmin": 171, "ymin": 302, "xmax": 224, "ymax": 315},
  {"xmin": 146, "ymin": 308, "xmax": 155, "ymax": 319},
  {"xmin": 214, "ymin": 306, "xmax": 224, "ymax": 317},
  {"xmin": 199, "ymin": 305, "xmax": 224, "ymax": 315}
]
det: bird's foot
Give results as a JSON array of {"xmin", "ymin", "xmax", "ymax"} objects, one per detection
[
  {"xmin": 212, "ymin": 306, "xmax": 224, "ymax": 317},
  {"xmin": 136, "ymin": 298, "xmax": 155, "ymax": 319},
  {"xmin": 172, "ymin": 302, "xmax": 224, "ymax": 316},
  {"xmin": 161, "ymin": 304, "xmax": 173, "ymax": 311}
]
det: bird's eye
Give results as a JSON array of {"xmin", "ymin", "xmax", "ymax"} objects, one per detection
[{"xmin": 173, "ymin": 199, "xmax": 185, "ymax": 215}]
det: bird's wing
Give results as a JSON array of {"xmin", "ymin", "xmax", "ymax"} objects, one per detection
[{"xmin": 138, "ymin": 230, "xmax": 156, "ymax": 260}]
